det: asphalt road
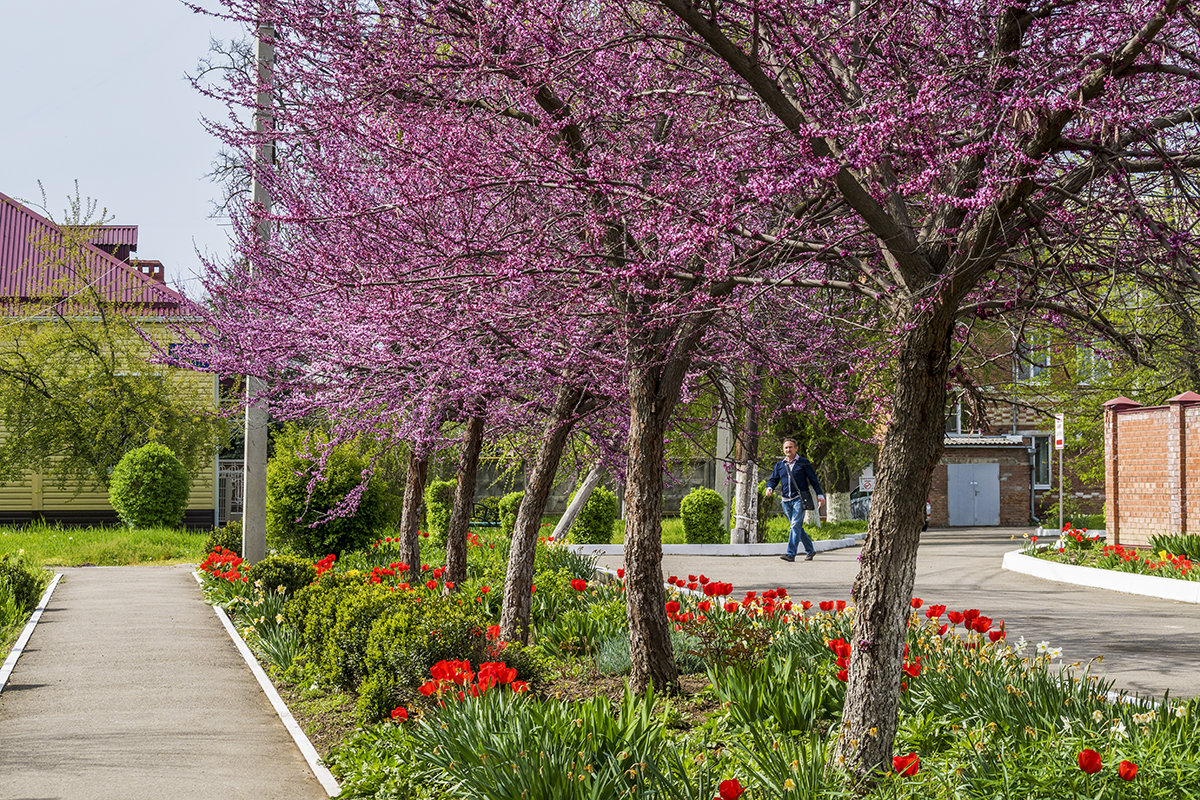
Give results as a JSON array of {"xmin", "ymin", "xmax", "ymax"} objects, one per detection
[{"xmin": 595, "ymin": 527, "xmax": 1200, "ymax": 701}]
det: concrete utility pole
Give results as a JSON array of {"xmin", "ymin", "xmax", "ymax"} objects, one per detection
[{"xmin": 242, "ymin": 10, "xmax": 275, "ymax": 565}]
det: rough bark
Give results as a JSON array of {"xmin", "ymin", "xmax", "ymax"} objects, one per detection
[
  {"xmin": 624, "ymin": 361, "xmax": 682, "ymax": 694},
  {"xmin": 834, "ymin": 311, "xmax": 953, "ymax": 783},
  {"xmin": 499, "ymin": 386, "xmax": 584, "ymax": 643},
  {"xmin": 550, "ymin": 462, "xmax": 604, "ymax": 540},
  {"xmin": 444, "ymin": 415, "xmax": 484, "ymax": 590},
  {"xmin": 398, "ymin": 450, "xmax": 428, "ymax": 571}
]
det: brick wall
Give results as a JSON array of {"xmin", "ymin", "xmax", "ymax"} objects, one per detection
[{"xmin": 1105, "ymin": 393, "xmax": 1200, "ymax": 547}]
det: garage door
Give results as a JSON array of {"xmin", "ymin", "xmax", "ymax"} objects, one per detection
[{"xmin": 947, "ymin": 463, "xmax": 1000, "ymax": 526}]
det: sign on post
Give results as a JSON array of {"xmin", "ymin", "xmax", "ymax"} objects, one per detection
[{"xmin": 1054, "ymin": 413, "xmax": 1064, "ymax": 450}]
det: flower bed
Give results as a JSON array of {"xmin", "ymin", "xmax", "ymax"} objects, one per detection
[
  {"xmin": 198, "ymin": 530, "xmax": 1200, "ymax": 799},
  {"xmin": 1022, "ymin": 525, "xmax": 1198, "ymax": 583}
]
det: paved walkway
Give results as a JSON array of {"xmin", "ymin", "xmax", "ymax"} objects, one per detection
[
  {"xmin": 596, "ymin": 527, "xmax": 1200, "ymax": 700},
  {"xmin": 0, "ymin": 565, "xmax": 327, "ymax": 800}
]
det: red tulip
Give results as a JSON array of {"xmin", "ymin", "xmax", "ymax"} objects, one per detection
[
  {"xmin": 1077, "ymin": 749, "xmax": 1103, "ymax": 774},
  {"xmin": 835, "ymin": 600, "xmax": 847, "ymax": 611},
  {"xmin": 910, "ymin": 597, "xmax": 923, "ymax": 608},
  {"xmin": 1117, "ymin": 760, "xmax": 1137, "ymax": 781},
  {"xmin": 717, "ymin": 778, "xmax": 745, "ymax": 800},
  {"xmin": 391, "ymin": 706, "xmax": 408, "ymax": 721},
  {"xmin": 665, "ymin": 600, "xmax": 680, "ymax": 614},
  {"xmin": 988, "ymin": 630, "xmax": 1006, "ymax": 642},
  {"xmin": 571, "ymin": 578, "xmax": 588, "ymax": 592},
  {"xmin": 836, "ymin": 668, "xmax": 848, "ymax": 681},
  {"xmin": 893, "ymin": 753, "xmax": 920, "ymax": 776},
  {"xmin": 617, "ymin": 568, "xmax": 625, "ymax": 578},
  {"xmin": 946, "ymin": 611, "xmax": 964, "ymax": 624},
  {"xmin": 724, "ymin": 602, "xmax": 739, "ymax": 613}
]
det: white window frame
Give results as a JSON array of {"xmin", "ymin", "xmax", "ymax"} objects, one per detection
[{"xmin": 1033, "ymin": 435, "xmax": 1052, "ymax": 489}]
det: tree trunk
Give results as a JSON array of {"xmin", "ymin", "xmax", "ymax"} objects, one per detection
[
  {"xmin": 398, "ymin": 450, "xmax": 428, "ymax": 571},
  {"xmin": 499, "ymin": 386, "xmax": 584, "ymax": 643},
  {"xmin": 550, "ymin": 462, "xmax": 604, "ymax": 541},
  {"xmin": 834, "ymin": 312, "xmax": 953, "ymax": 783},
  {"xmin": 730, "ymin": 367, "xmax": 762, "ymax": 543},
  {"xmin": 827, "ymin": 491, "xmax": 853, "ymax": 523},
  {"xmin": 730, "ymin": 462, "xmax": 759, "ymax": 543},
  {"xmin": 624, "ymin": 364, "xmax": 687, "ymax": 695},
  {"xmin": 444, "ymin": 415, "xmax": 484, "ymax": 590}
]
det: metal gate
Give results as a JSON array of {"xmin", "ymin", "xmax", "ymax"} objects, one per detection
[
  {"xmin": 217, "ymin": 459, "xmax": 245, "ymax": 527},
  {"xmin": 947, "ymin": 463, "xmax": 1000, "ymax": 526}
]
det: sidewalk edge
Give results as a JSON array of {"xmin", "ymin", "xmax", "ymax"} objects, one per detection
[
  {"xmin": 1002, "ymin": 549, "xmax": 1200, "ymax": 604},
  {"xmin": 0, "ymin": 572, "xmax": 63, "ymax": 695},
  {"xmin": 192, "ymin": 571, "xmax": 341, "ymax": 797}
]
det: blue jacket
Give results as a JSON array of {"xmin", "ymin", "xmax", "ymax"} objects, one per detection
[{"xmin": 766, "ymin": 458, "xmax": 824, "ymax": 507}]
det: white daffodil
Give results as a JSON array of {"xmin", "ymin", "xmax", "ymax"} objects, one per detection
[
  {"xmin": 1092, "ymin": 710, "xmax": 1105, "ymax": 723},
  {"xmin": 1048, "ymin": 647, "xmax": 1063, "ymax": 660},
  {"xmin": 1110, "ymin": 720, "xmax": 1127, "ymax": 738},
  {"xmin": 1037, "ymin": 640, "xmax": 1051, "ymax": 654}
]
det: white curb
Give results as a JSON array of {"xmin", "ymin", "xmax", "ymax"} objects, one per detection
[
  {"xmin": 565, "ymin": 532, "xmax": 866, "ymax": 558},
  {"xmin": 1002, "ymin": 549, "xmax": 1200, "ymax": 604},
  {"xmin": 193, "ymin": 571, "xmax": 341, "ymax": 796},
  {"xmin": 0, "ymin": 572, "xmax": 63, "ymax": 695}
]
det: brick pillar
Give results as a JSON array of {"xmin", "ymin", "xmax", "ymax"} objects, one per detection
[
  {"xmin": 1104, "ymin": 397, "xmax": 1141, "ymax": 547},
  {"xmin": 1167, "ymin": 392, "xmax": 1200, "ymax": 537}
]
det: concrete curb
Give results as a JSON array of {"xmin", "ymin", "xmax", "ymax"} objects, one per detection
[
  {"xmin": 0, "ymin": 572, "xmax": 63, "ymax": 695},
  {"xmin": 565, "ymin": 532, "xmax": 866, "ymax": 559},
  {"xmin": 1002, "ymin": 549, "xmax": 1200, "ymax": 604},
  {"xmin": 192, "ymin": 572, "xmax": 341, "ymax": 797}
]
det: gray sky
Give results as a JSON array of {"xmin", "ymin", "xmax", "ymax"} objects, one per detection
[{"xmin": 2, "ymin": 1, "xmax": 245, "ymax": 296}]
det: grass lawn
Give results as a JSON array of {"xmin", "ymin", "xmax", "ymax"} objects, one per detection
[{"xmin": 0, "ymin": 523, "xmax": 209, "ymax": 567}]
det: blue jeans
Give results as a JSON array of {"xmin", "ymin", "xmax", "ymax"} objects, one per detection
[{"xmin": 781, "ymin": 497, "xmax": 815, "ymax": 558}]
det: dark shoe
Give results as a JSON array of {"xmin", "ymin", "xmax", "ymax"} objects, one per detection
[
  {"xmin": 804, "ymin": 553, "xmax": 816, "ymax": 561},
  {"xmin": 779, "ymin": 555, "xmax": 795, "ymax": 562}
]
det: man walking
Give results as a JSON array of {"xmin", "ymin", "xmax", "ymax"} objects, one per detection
[{"xmin": 764, "ymin": 438, "xmax": 825, "ymax": 562}]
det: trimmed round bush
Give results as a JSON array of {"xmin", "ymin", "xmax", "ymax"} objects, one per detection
[
  {"xmin": 499, "ymin": 491, "xmax": 523, "ymax": 538},
  {"xmin": 424, "ymin": 479, "xmax": 456, "ymax": 542},
  {"xmin": 680, "ymin": 487, "xmax": 725, "ymax": 544},
  {"xmin": 567, "ymin": 485, "xmax": 618, "ymax": 544},
  {"xmin": 108, "ymin": 442, "xmax": 191, "ymax": 528},
  {"xmin": 245, "ymin": 554, "xmax": 317, "ymax": 597},
  {"xmin": 266, "ymin": 426, "xmax": 388, "ymax": 558},
  {"xmin": 204, "ymin": 520, "xmax": 242, "ymax": 558}
]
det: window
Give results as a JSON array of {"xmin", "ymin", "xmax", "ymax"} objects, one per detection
[
  {"xmin": 945, "ymin": 397, "xmax": 962, "ymax": 434},
  {"xmin": 1077, "ymin": 342, "xmax": 1112, "ymax": 385},
  {"xmin": 1015, "ymin": 338, "xmax": 1050, "ymax": 382},
  {"xmin": 1033, "ymin": 435, "xmax": 1051, "ymax": 488}
]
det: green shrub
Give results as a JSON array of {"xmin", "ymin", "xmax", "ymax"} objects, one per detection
[
  {"xmin": 567, "ymin": 485, "xmax": 618, "ymax": 544},
  {"xmin": 363, "ymin": 595, "xmax": 487, "ymax": 686},
  {"xmin": 246, "ymin": 554, "xmax": 317, "ymax": 597},
  {"xmin": 423, "ymin": 479, "xmax": 456, "ymax": 542},
  {"xmin": 498, "ymin": 491, "xmax": 523, "ymax": 538},
  {"xmin": 324, "ymin": 583, "xmax": 401, "ymax": 690},
  {"xmin": 354, "ymin": 671, "xmax": 399, "ymax": 724},
  {"xmin": 266, "ymin": 426, "xmax": 388, "ymax": 558},
  {"xmin": 285, "ymin": 572, "xmax": 369, "ymax": 680},
  {"xmin": 0, "ymin": 552, "xmax": 46, "ymax": 613},
  {"xmin": 108, "ymin": 443, "xmax": 191, "ymax": 528},
  {"xmin": 680, "ymin": 487, "xmax": 725, "ymax": 544},
  {"xmin": 204, "ymin": 520, "xmax": 242, "ymax": 558}
]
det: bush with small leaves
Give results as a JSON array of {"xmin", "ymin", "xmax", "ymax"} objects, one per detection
[
  {"xmin": 108, "ymin": 443, "xmax": 191, "ymax": 528},
  {"xmin": 423, "ymin": 479, "xmax": 456, "ymax": 543},
  {"xmin": 204, "ymin": 520, "xmax": 243, "ymax": 558},
  {"xmin": 567, "ymin": 485, "xmax": 618, "ymax": 545},
  {"xmin": 266, "ymin": 426, "xmax": 388, "ymax": 558},
  {"xmin": 0, "ymin": 552, "xmax": 46, "ymax": 613},
  {"xmin": 498, "ymin": 491, "xmax": 523, "ymax": 538},
  {"xmin": 680, "ymin": 487, "xmax": 725, "ymax": 544},
  {"xmin": 245, "ymin": 554, "xmax": 317, "ymax": 597}
]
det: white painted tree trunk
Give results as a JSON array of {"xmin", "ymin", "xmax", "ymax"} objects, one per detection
[
  {"xmin": 550, "ymin": 462, "xmax": 604, "ymax": 540},
  {"xmin": 827, "ymin": 491, "xmax": 852, "ymax": 523},
  {"xmin": 730, "ymin": 462, "xmax": 758, "ymax": 543}
]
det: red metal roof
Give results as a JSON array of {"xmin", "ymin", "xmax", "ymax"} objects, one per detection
[{"xmin": 0, "ymin": 191, "xmax": 183, "ymax": 315}]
